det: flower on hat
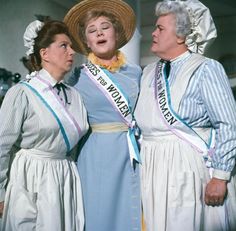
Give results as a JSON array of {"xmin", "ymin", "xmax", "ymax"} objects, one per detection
[{"xmin": 23, "ymin": 20, "xmax": 44, "ymax": 56}]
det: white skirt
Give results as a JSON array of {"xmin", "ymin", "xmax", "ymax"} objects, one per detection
[
  {"xmin": 140, "ymin": 135, "xmax": 236, "ymax": 231},
  {"xmin": 1, "ymin": 149, "xmax": 84, "ymax": 231}
]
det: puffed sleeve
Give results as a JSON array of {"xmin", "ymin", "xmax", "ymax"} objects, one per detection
[{"xmin": 0, "ymin": 84, "xmax": 28, "ymax": 201}]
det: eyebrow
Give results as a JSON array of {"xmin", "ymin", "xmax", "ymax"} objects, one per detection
[
  {"xmin": 87, "ymin": 21, "xmax": 112, "ymax": 29},
  {"xmin": 58, "ymin": 40, "xmax": 72, "ymax": 45},
  {"xmin": 100, "ymin": 21, "xmax": 112, "ymax": 25},
  {"xmin": 59, "ymin": 39, "xmax": 68, "ymax": 42},
  {"xmin": 156, "ymin": 24, "xmax": 164, "ymax": 29}
]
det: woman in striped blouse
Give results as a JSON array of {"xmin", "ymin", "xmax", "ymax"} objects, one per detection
[{"xmin": 135, "ymin": 0, "xmax": 236, "ymax": 230}]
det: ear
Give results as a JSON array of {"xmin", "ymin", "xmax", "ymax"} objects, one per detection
[
  {"xmin": 40, "ymin": 48, "xmax": 49, "ymax": 61},
  {"xmin": 115, "ymin": 32, "xmax": 119, "ymax": 43},
  {"xmin": 176, "ymin": 36, "xmax": 185, "ymax": 45}
]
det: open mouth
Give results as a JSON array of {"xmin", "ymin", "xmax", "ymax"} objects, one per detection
[{"xmin": 97, "ymin": 39, "xmax": 107, "ymax": 45}]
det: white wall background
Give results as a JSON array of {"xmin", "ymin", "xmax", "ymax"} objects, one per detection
[
  {"xmin": 0, "ymin": 0, "xmax": 236, "ymax": 87},
  {"xmin": 0, "ymin": 0, "xmax": 141, "ymax": 78},
  {"xmin": 0, "ymin": 0, "xmax": 84, "ymax": 78}
]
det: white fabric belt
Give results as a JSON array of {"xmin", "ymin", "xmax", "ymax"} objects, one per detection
[
  {"xmin": 142, "ymin": 127, "xmax": 210, "ymax": 142},
  {"xmin": 18, "ymin": 148, "xmax": 68, "ymax": 160},
  {"xmin": 91, "ymin": 123, "xmax": 128, "ymax": 133},
  {"xmin": 142, "ymin": 134, "xmax": 176, "ymax": 142}
]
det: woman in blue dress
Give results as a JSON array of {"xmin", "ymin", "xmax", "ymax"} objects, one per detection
[{"xmin": 64, "ymin": 0, "xmax": 142, "ymax": 230}]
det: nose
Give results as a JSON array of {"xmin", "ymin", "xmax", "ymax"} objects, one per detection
[
  {"xmin": 97, "ymin": 29, "xmax": 104, "ymax": 36},
  {"xmin": 69, "ymin": 45, "xmax": 75, "ymax": 55},
  {"xmin": 152, "ymin": 29, "xmax": 158, "ymax": 38}
]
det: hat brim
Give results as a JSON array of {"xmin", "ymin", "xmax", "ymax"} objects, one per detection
[{"xmin": 64, "ymin": 0, "xmax": 136, "ymax": 55}]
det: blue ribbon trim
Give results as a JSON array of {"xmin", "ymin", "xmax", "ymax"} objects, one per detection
[{"xmin": 21, "ymin": 82, "xmax": 71, "ymax": 152}]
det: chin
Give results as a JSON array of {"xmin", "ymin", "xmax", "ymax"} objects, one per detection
[
  {"xmin": 64, "ymin": 67, "xmax": 71, "ymax": 74},
  {"xmin": 151, "ymin": 47, "xmax": 158, "ymax": 54}
]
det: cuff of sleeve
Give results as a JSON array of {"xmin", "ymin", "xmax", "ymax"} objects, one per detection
[
  {"xmin": 0, "ymin": 188, "xmax": 6, "ymax": 202},
  {"xmin": 212, "ymin": 169, "xmax": 231, "ymax": 181}
]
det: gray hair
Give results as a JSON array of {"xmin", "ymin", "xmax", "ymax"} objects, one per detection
[{"xmin": 155, "ymin": 1, "xmax": 191, "ymax": 38}]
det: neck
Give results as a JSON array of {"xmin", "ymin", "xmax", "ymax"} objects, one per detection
[
  {"xmin": 158, "ymin": 45, "xmax": 188, "ymax": 61},
  {"xmin": 42, "ymin": 65, "xmax": 65, "ymax": 82},
  {"xmin": 87, "ymin": 51, "xmax": 126, "ymax": 72},
  {"xmin": 95, "ymin": 54, "xmax": 118, "ymax": 66}
]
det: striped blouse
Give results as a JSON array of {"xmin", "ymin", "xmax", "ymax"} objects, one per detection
[
  {"xmin": 169, "ymin": 51, "xmax": 236, "ymax": 179},
  {"xmin": 0, "ymin": 69, "xmax": 88, "ymax": 201}
]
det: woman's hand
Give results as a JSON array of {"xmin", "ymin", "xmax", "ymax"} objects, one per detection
[
  {"xmin": 0, "ymin": 201, "xmax": 4, "ymax": 218},
  {"xmin": 205, "ymin": 177, "xmax": 227, "ymax": 206}
]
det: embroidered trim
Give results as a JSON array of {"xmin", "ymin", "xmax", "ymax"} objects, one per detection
[{"xmin": 87, "ymin": 51, "xmax": 126, "ymax": 72}]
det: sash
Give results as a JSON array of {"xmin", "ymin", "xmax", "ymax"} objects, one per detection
[
  {"xmin": 154, "ymin": 54, "xmax": 214, "ymax": 167},
  {"xmin": 21, "ymin": 76, "xmax": 82, "ymax": 153},
  {"xmin": 83, "ymin": 62, "xmax": 141, "ymax": 166}
]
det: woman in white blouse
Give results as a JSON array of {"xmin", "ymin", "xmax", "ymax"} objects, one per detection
[{"xmin": 0, "ymin": 20, "xmax": 88, "ymax": 231}]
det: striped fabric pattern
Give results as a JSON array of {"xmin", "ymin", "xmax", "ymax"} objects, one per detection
[{"xmin": 169, "ymin": 52, "xmax": 236, "ymax": 173}]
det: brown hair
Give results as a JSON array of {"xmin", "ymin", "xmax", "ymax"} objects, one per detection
[
  {"xmin": 28, "ymin": 20, "xmax": 72, "ymax": 71},
  {"xmin": 78, "ymin": 10, "xmax": 125, "ymax": 53}
]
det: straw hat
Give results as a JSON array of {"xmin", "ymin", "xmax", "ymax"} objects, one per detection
[{"xmin": 64, "ymin": 0, "xmax": 136, "ymax": 55}]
